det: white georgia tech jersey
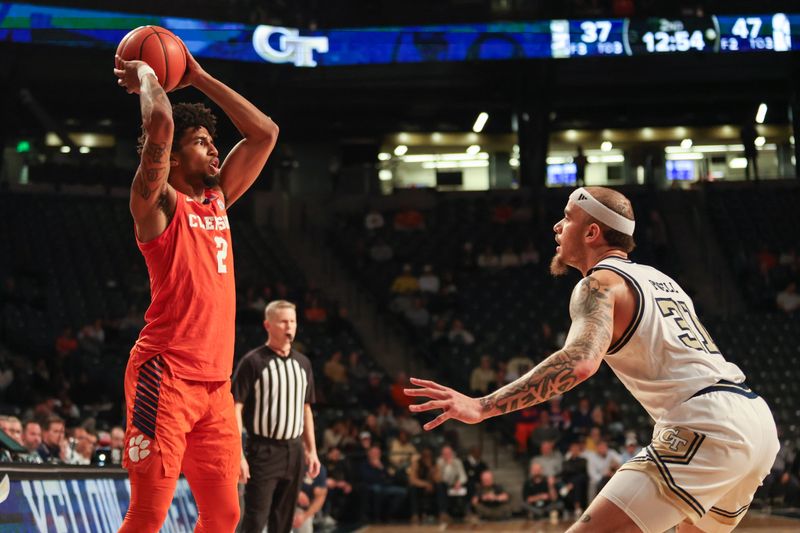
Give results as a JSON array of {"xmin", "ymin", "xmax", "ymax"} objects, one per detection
[{"xmin": 589, "ymin": 257, "xmax": 745, "ymax": 422}]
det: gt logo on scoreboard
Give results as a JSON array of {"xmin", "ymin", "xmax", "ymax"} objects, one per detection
[{"xmin": 252, "ymin": 25, "xmax": 329, "ymax": 67}]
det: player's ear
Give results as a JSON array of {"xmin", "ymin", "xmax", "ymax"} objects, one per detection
[
  {"xmin": 585, "ymin": 222, "xmax": 601, "ymax": 242},
  {"xmin": 169, "ymin": 151, "xmax": 179, "ymax": 167}
]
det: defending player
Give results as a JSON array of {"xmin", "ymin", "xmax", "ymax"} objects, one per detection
[
  {"xmin": 113, "ymin": 45, "xmax": 278, "ymax": 532},
  {"xmin": 406, "ymin": 187, "xmax": 779, "ymax": 532}
]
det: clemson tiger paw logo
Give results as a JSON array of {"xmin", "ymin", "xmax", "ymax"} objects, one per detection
[{"xmin": 128, "ymin": 435, "xmax": 151, "ymax": 462}]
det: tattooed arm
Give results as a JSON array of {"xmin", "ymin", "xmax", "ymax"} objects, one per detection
[
  {"xmin": 115, "ymin": 57, "xmax": 177, "ymax": 242},
  {"xmin": 479, "ymin": 273, "xmax": 614, "ymax": 417},
  {"xmin": 406, "ymin": 271, "xmax": 617, "ymax": 430}
]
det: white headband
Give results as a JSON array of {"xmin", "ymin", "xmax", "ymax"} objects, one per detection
[{"xmin": 569, "ymin": 188, "xmax": 635, "ymax": 236}]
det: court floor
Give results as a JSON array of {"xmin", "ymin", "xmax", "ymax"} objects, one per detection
[{"xmin": 357, "ymin": 512, "xmax": 800, "ymax": 532}]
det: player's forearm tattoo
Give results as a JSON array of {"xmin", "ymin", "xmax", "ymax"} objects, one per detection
[
  {"xmin": 135, "ymin": 173, "xmax": 153, "ymax": 200},
  {"xmin": 480, "ymin": 276, "xmax": 613, "ymax": 415},
  {"xmin": 144, "ymin": 142, "xmax": 166, "ymax": 164}
]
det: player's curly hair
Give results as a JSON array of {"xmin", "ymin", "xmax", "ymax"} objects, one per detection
[{"xmin": 137, "ymin": 102, "xmax": 217, "ymax": 155}]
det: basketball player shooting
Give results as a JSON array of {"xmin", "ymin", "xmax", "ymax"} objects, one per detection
[
  {"xmin": 406, "ymin": 187, "xmax": 779, "ymax": 532},
  {"xmin": 113, "ymin": 44, "xmax": 278, "ymax": 532}
]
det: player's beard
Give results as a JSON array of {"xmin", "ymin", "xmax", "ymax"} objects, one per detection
[
  {"xmin": 202, "ymin": 173, "xmax": 220, "ymax": 188},
  {"xmin": 550, "ymin": 254, "xmax": 569, "ymax": 277}
]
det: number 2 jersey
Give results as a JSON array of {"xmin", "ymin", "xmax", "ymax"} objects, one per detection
[
  {"xmin": 130, "ymin": 188, "xmax": 236, "ymax": 381},
  {"xmin": 589, "ymin": 257, "xmax": 745, "ymax": 423}
]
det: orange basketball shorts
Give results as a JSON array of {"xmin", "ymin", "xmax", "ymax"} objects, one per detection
[{"xmin": 122, "ymin": 354, "xmax": 240, "ymax": 482}]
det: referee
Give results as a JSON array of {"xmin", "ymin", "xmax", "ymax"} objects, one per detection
[{"xmin": 233, "ymin": 300, "xmax": 320, "ymax": 533}]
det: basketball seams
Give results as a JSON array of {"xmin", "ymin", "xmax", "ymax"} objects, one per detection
[
  {"xmin": 157, "ymin": 32, "xmax": 187, "ymax": 92},
  {"xmin": 117, "ymin": 25, "xmax": 186, "ymax": 92},
  {"xmin": 153, "ymin": 32, "xmax": 171, "ymax": 91}
]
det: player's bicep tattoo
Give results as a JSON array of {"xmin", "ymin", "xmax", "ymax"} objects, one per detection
[{"xmin": 565, "ymin": 275, "xmax": 614, "ymax": 362}]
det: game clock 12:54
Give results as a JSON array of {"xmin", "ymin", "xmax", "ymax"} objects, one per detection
[{"xmin": 625, "ymin": 16, "xmax": 719, "ymax": 55}]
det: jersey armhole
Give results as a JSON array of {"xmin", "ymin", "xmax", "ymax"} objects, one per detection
[
  {"xmin": 590, "ymin": 265, "xmax": 645, "ymax": 354},
  {"xmin": 136, "ymin": 190, "xmax": 183, "ymax": 250}
]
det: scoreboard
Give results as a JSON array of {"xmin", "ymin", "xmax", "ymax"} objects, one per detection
[
  {"xmin": 552, "ymin": 14, "xmax": 794, "ymax": 58},
  {"xmin": 0, "ymin": 2, "xmax": 798, "ymax": 66}
]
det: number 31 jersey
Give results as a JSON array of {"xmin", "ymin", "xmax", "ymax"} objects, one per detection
[
  {"xmin": 131, "ymin": 188, "xmax": 236, "ymax": 382},
  {"xmin": 589, "ymin": 257, "xmax": 745, "ymax": 422}
]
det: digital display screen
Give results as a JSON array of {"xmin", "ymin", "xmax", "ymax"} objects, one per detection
[
  {"xmin": 716, "ymin": 14, "xmax": 793, "ymax": 52},
  {"xmin": 547, "ymin": 163, "xmax": 577, "ymax": 186},
  {"xmin": 551, "ymin": 19, "xmax": 626, "ymax": 58},
  {"xmin": 666, "ymin": 160, "xmax": 696, "ymax": 181},
  {"xmin": 0, "ymin": 3, "xmax": 797, "ymax": 67}
]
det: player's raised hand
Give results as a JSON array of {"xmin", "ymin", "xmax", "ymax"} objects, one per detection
[
  {"xmin": 113, "ymin": 55, "xmax": 151, "ymax": 94},
  {"xmin": 404, "ymin": 377, "xmax": 485, "ymax": 430},
  {"xmin": 173, "ymin": 42, "xmax": 206, "ymax": 91}
]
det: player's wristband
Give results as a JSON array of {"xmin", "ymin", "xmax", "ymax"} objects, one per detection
[{"xmin": 137, "ymin": 65, "xmax": 157, "ymax": 83}]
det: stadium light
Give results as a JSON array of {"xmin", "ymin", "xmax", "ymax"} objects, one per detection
[
  {"xmin": 680, "ymin": 138, "xmax": 693, "ymax": 149},
  {"xmin": 472, "ymin": 112, "xmax": 489, "ymax": 133},
  {"xmin": 466, "ymin": 144, "xmax": 481, "ymax": 155},
  {"xmin": 378, "ymin": 152, "xmax": 391, "ymax": 161},
  {"xmin": 755, "ymin": 136, "xmax": 766, "ymax": 147},
  {"xmin": 601, "ymin": 141, "xmax": 613, "ymax": 152},
  {"xmin": 755, "ymin": 103, "xmax": 767, "ymax": 124},
  {"xmin": 394, "ymin": 145, "xmax": 408, "ymax": 156}
]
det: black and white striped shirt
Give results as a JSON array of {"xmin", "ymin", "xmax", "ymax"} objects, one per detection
[{"xmin": 233, "ymin": 345, "xmax": 315, "ymax": 440}]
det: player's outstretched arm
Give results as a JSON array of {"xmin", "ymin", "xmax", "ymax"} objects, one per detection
[
  {"xmin": 177, "ymin": 46, "xmax": 278, "ymax": 207},
  {"xmin": 406, "ymin": 272, "xmax": 615, "ymax": 430},
  {"xmin": 115, "ymin": 56, "xmax": 176, "ymax": 240}
]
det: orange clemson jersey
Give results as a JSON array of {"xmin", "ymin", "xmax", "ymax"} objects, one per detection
[{"xmin": 131, "ymin": 188, "xmax": 236, "ymax": 381}]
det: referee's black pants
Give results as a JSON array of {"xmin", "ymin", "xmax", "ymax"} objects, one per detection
[{"xmin": 241, "ymin": 436, "xmax": 304, "ymax": 533}]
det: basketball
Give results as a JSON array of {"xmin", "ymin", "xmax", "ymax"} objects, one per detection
[{"xmin": 116, "ymin": 26, "xmax": 187, "ymax": 92}]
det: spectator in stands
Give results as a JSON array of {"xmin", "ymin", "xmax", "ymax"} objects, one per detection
[
  {"xmin": 395, "ymin": 409, "xmax": 422, "ymax": 436},
  {"xmin": 361, "ymin": 372, "xmax": 390, "ymax": 410},
  {"xmin": 499, "ymin": 246, "xmax": 521, "ymax": 269},
  {"xmin": 376, "ymin": 403, "xmax": 397, "ymax": 435},
  {"xmin": 533, "ymin": 440, "xmax": 564, "ymax": 480},
  {"xmin": 304, "ymin": 296, "xmax": 328, "ymax": 323},
  {"xmin": 740, "ymin": 121, "xmax": 759, "ymax": 180},
  {"xmin": 322, "ymin": 419, "xmax": 348, "ymax": 452},
  {"xmin": 448, "ymin": 319, "xmax": 475, "ymax": 345},
  {"xmin": 560, "ymin": 441, "xmax": 589, "ymax": 519},
  {"xmin": 388, "ymin": 429, "xmax": 417, "ymax": 472},
  {"xmin": 584, "ymin": 426, "xmax": 603, "ymax": 452},
  {"xmin": 37, "ymin": 415, "xmax": 65, "ymax": 463},
  {"xmin": 390, "ymin": 371, "xmax": 414, "ymax": 410},
  {"xmin": 55, "ymin": 327, "xmax": 78, "ymax": 358},
  {"xmin": 323, "ymin": 351, "xmax": 349, "ymax": 391},
  {"xmin": 776, "ymin": 281, "xmax": 800, "ymax": 313},
  {"xmin": 477, "ymin": 246, "xmax": 500, "ymax": 270},
  {"xmin": 119, "ymin": 306, "xmax": 145, "ymax": 339},
  {"xmin": 574, "ymin": 146, "xmax": 588, "ymax": 186},
  {"xmin": 390, "ymin": 264, "xmax": 419, "ymax": 294},
  {"xmin": 571, "ymin": 397, "xmax": 593, "ymax": 437},
  {"xmin": 2, "ymin": 415, "xmax": 23, "ymax": 445},
  {"xmin": 364, "ymin": 209, "xmax": 385, "ymax": 233},
  {"xmin": 418, "ymin": 265, "xmax": 440, "ymax": 294},
  {"xmin": 471, "ymin": 469, "xmax": 512, "ymax": 521},
  {"xmin": 491, "ymin": 203, "xmax": 514, "ymax": 225},
  {"xmin": 369, "ymin": 238, "xmax": 394, "ymax": 263},
  {"xmin": 515, "ymin": 406, "xmax": 541, "ymax": 454},
  {"xmin": 361, "ymin": 414, "xmax": 384, "ymax": 447},
  {"xmin": 323, "ymin": 447, "xmax": 352, "ymax": 520},
  {"xmin": 760, "ymin": 438, "xmax": 800, "ymax": 507},
  {"xmin": 520, "ymin": 241, "xmax": 541, "ymax": 266},
  {"xmin": 346, "ymin": 350, "xmax": 369, "ymax": 389},
  {"xmin": 529, "ymin": 410, "xmax": 562, "ymax": 455},
  {"xmin": 620, "ymin": 434, "xmax": 641, "ymax": 463},
  {"xmin": 584, "ymin": 439, "xmax": 623, "ymax": 499},
  {"xmin": 522, "ymin": 462, "xmax": 558, "ymax": 520},
  {"xmin": 77, "ymin": 319, "xmax": 105, "ymax": 355},
  {"xmin": 506, "ymin": 352, "xmax": 534, "ymax": 381},
  {"xmin": 294, "ymin": 463, "xmax": 329, "ymax": 533},
  {"xmin": 404, "ymin": 297, "xmax": 431, "ymax": 328},
  {"xmin": 110, "ymin": 426, "xmax": 125, "ymax": 465},
  {"xmin": 546, "ymin": 396, "xmax": 571, "ymax": 433},
  {"xmin": 437, "ymin": 444, "xmax": 468, "ymax": 513},
  {"xmin": 470, "ymin": 355, "xmax": 497, "ymax": 395},
  {"xmin": 463, "ymin": 446, "xmax": 488, "ymax": 499},
  {"xmin": 358, "ymin": 445, "xmax": 407, "ymax": 522},
  {"xmin": 65, "ymin": 427, "xmax": 96, "ymax": 465},
  {"xmin": 431, "ymin": 318, "xmax": 449, "ymax": 347},
  {"xmin": 394, "ymin": 209, "xmax": 425, "ymax": 231},
  {"xmin": 408, "ymin": 447, "xmax": 446, "ymax": 524},
  {"xmin": 0, "ymin": 357, "xmax": 13, "ymax": 398},
  {"xmin": 22, "ymin": 420, "xmax": 42, "ymax": 455}
]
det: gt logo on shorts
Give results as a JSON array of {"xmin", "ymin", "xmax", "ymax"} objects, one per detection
[
  {"xmin": 658, "ymin": 428, "xmax": 689, "ymax": 452},
  {"xmin": 128, "ymin": 434, "xmax": 152, "ymax": 463}
]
